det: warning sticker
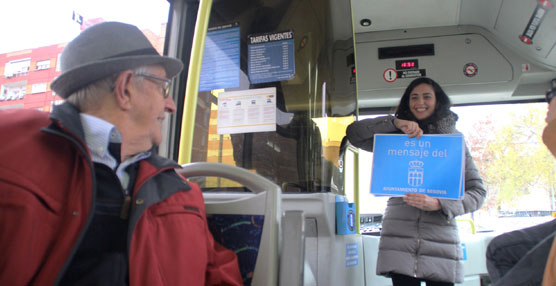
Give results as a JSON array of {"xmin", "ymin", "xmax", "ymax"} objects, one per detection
[
  {"xmin": 397, "ymin": 69, "xmax": 426, "ymax": 79},
  {"xmin": 383, "ymin": 68, "xmax": 397, "ymax": 82},
  {"xmin": 463, "ymin": 63, "xmax": 478, "ymax": 77}
]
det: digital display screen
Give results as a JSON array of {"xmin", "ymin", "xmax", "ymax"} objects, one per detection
[
  {"xmin": 379, "ymin": 44, "xmax": 434, "ymax": 59},
  {"xmin": 396, "ymin": 59, "xmax": 419, "ymax": 70}
]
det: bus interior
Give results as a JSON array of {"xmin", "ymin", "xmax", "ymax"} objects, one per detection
[
  {"xmin": 3, "ymin": 0, "xmax": 556, "ymax": 285},
  {"xmin": 156, "ymin": 1, "xmax": 556, "ymax": 284}
]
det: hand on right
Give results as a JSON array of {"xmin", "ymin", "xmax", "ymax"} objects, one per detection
[
  {"xmin": 403, "ymin": 193, "xmax": 441, "ymax": 211},
  {"xmin": 394, "ymin": 118, "xmax": 423, "ymax": 139}
]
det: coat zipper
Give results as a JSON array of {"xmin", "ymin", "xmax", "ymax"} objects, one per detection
[
  {"xmin": 414, "ymin": 210, "xmax": 422, "ymax": 277},
  {"xmin": 120, "ymin": 194, "xmax": 132, "ymax": 220}
]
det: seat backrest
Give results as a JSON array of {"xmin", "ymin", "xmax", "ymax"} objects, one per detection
[{"xmin": 177, "ymin": 162, "xmax": 281, "ymax": 286}]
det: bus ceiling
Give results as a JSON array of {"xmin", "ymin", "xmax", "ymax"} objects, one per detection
[{"xmin": 350, "ymin": 0, "xmax": 556, "ymax": 109}]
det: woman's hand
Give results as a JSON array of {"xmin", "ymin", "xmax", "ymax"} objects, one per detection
[
  {"xmin": 394, "ymin": 118, "xmax": 423, "ymax": 139},
  {"xmin": 403, "ymin": 193, "xmax": 441, "ymax": 211}
]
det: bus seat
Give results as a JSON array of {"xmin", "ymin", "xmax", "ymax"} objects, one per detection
[{"xmin": 178, "ymin": 162, "xmax": 304, "ymax": 286}]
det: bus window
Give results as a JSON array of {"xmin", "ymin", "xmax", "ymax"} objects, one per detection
[
  {"xmin": 454, "ymin": 103, "xmax": 555, "ymax": 233},
  {"xmin": 358, "ymin": 102, "xmax": 555, "ymax": 234},
  {"xmin": 189, "ymin": 0, "xmax": 356, "ymax": 193}
]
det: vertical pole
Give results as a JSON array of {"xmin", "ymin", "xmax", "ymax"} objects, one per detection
[{"xmin": 177, "ymin": 0, "xmax": 213, "ymax": 165}]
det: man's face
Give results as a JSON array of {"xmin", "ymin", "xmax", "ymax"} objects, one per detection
[
  {"xmin": 543, "ymin": 92, "xmax": 556, "ymax": 158},
  {"xmin": 129, "ymin": 65, "xmax": 176, "ymax": 148}
]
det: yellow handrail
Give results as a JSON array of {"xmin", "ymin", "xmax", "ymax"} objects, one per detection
[
  {"xmin": 177, "ymin": 0, "xmax": 213, "ymax": 164},
  {"xmin": 456, "ymin": 218, "xmax": 476, "ymax": 234},
  {"xmin": 346, "ymin": 145, "xmax": 360, "ymax": 234}
]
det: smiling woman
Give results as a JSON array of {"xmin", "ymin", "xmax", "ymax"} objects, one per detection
[
  {"xmin": 346, "ymin": 77, "xmax": 487, "ymax": 285},
  {"xmin": 409, "ymin": 84, "xmax": 436, "ymax": 120}
]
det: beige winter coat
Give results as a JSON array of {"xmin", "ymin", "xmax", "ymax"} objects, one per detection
[{"xmin": 346, "ymin": 113, "xmax": 486, "ymax": 283}]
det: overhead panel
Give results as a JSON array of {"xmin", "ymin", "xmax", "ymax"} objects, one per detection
[
  {"xmin": 351, "ymin": 0, "xmax": 460, "ymax": 34},
  {"xmin": 355, "ymin": 30, "xmax": 514, "ymax": 108}
]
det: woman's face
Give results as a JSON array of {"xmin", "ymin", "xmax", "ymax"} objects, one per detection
[{"xmin": 409, "ymin": 83, "xmax": 436, "ymax": 120}]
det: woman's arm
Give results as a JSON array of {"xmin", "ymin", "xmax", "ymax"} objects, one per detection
[{"xmin": 345, "ymin": 115, "xmax": 397, "ymax": 152}]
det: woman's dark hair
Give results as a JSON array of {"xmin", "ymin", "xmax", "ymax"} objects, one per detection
[{"xmin": 394, "ymin": 77, "xmax": 452, "ymax": 129}]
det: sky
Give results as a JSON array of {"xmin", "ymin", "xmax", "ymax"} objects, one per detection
[{"xmin": 0, "ymin": 0, "xmax": 170, "ymax": 54}]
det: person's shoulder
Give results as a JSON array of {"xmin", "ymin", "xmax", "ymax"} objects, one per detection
[
  {"xmin": 149, "ymin": 153, "xmax": 180, "ymax": 167},
  {"xmin": 0, "ymin": 108, "xmax": 50, "ymax": 128},
  {"xmin": 0, "ymin": 108, "xmax": 48, "ymax": 118}
]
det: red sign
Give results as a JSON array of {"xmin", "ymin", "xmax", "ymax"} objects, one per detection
[
  {"xmin": 383, "ymin": 68, "xmax": 397, "ymax": 82},
  {"xmin": 464, "ymin": 63, "xmax": 478, "ymax": 77}
]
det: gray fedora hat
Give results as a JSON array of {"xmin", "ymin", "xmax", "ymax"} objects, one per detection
[{"xmin": 51, "ymin": 21, "xmax": 183, "ymax": 98}]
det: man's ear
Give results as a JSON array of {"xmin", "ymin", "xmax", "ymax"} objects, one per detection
[{"xmin": 113, "ymin": 70, "xmax": 134, "ymax": 111}]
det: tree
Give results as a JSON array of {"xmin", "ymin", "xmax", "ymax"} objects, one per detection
[
  {"xmin": 464, "ymin": 114, "xmax": 498, "ymax": 212},
  {"xmin": 482, "ymin": 105, "xmax": 556, "ymax": 210}
]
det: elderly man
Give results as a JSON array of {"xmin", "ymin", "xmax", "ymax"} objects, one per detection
[
  {"xmin": 0, "ymin": 22, "xmax": 241, "ymax": 285},
  {"xmin": 542, "ymin": 86, "xmax": 556, "ymax": 286}
]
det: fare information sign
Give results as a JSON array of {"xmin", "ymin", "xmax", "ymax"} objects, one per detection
[
  {"xmin": 199, "ymin": 24, "xmax": 240, "ymax": 92},
  {"xmin": 370, "ymin": 134, "xmax": 465, "ymax": 199},
  {"xmin": 247, "ymin": 30, "xmax": 295, "ymax": 84}
]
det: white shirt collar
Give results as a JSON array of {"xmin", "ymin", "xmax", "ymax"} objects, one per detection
[{"xmin": 80, "ymin": 113, "xmax": 151, "ymax": 191}]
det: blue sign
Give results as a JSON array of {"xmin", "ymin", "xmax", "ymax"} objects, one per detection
[
  {"xmin": 248, "ymin": 30, "xmax": 295, "ymax": 84},
  {"xmin": 199, "ymin": 24, "xmax": 241, "ymax": 92},
  {"xmin": 345, "ymin": 243, "xmax": 359, "ymax": 267},
  {"xmin": 336, "ymin": 200, "xmax": 357, "ymax": 235},
  {"xmin": 371, "ymin": 134, "xmax": 465, "ymax": 199}
]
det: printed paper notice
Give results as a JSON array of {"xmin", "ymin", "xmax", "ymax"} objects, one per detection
[{"xmin": 217, "ymin": 87, "xmax": 276, "ymax": 135}]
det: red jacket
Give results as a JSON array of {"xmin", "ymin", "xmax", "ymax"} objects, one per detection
[{"xmin": 0, "ymin": 104, "xmax": 242, "ymax": 285}]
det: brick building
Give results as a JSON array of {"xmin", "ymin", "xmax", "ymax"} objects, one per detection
[{"xmin": 0, "ymin": 19, "xmax": 165, "ymax": 111}]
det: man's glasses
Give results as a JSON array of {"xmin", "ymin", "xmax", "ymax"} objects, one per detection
[
  {"xmin": 546, "ymin": 87, "xmax": 556, "ymax": 104},
  {"xmin": 134, "ymin": 72, "xmax": 171, "ymax": 98}
]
